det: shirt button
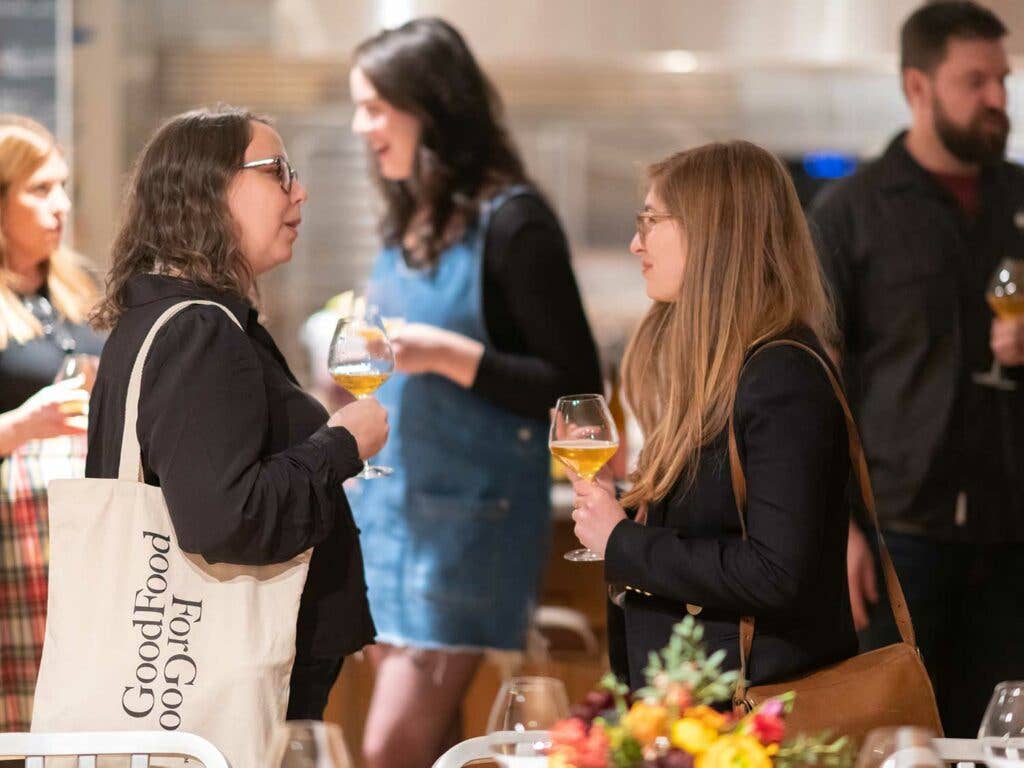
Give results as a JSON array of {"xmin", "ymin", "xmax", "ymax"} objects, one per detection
[{"xmin": 517, "ymin": 427, "xmax": 532, "ymax": 442}]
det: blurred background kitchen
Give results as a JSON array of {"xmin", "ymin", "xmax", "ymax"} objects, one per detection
[{"xmin": 4, "ymin": 0, "xmax": 1024, "ymax": 759}]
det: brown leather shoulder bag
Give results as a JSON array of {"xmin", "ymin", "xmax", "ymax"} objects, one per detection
[{"xmin": 726, "ymin": 339, "xmax": 942, "ymax": 745}]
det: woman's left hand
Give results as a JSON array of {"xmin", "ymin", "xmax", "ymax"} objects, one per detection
[
  {"xmin": 389, "ymin": 322, "xmax": 446, "ymax": 375},
  {"xmin": 569, "ymin": 472, "xmax": 627, "ymax": 557},
  {"xmin": 389, "ymin": 323, "xmax": 484, "ymax": 387}
]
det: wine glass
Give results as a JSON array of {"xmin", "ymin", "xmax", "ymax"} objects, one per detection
[
  {"xmin": 550, "ymin": 394, "xmax": 619, "ymax": 562},
  {"xmin": 854, "ymin": 726, "xmax": 943, "ymax": 768},
  {"xmin": 327, "ymin": 308, "xmax": 395, "ymax": 479},
  {"xmin": 274, "ymin": 721, "xmax": 352, "ymax": 768},
  {"xmin": 54, "ymin": 353, "xmax": 99, "ymax": 386},
  {"xmin": 979, "ymin": 681, "xmax": 1024, "ymax": 767},
  {"xmin": 973, "ymin": 257, "xmax": 1024, "ymax": 391},
  {"xmin": 486, "ymin": 676, "xmax": 570, "ymax": 733},
  {"xmin": 53, "ymin": 354, "xmax": 97, "ymax": 419}
]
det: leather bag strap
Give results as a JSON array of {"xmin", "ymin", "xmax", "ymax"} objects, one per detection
[{"xmin": 729, "ymin": 340, "xmax": 916, "ymax": 702}]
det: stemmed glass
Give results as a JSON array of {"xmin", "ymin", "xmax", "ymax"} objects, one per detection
[
  {"xmin": 973, "ymin": 257, "xmax": 1024, "ymax": 391},
  {"xmin": 550, "ymin": 394, "xmax": 619, "ymax": 562},
  {"xmin": 275, "ymin": 721, "xmax": 352, "ymax": 768},
  {"xmin": 978, "ymin": 681, "xmax": 1024, "ymax": 767},
  {"xmin": 854, "ymin": 726, "xmax": 943, "ymax": 768},
  {"xmin": 486, "ymin": 676, "xmax": 570, "ymax": 733},
  {"xmin": 486, "ymin": 676, "xmax": 570, "ymax": 765},
  {"xmin": 328, "ymin": 308, "xmax": 395, "ymax": 479}
]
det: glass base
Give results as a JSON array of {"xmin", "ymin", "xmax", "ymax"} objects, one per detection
[
  {"xmin": 972, "ymin": 371, "xmax": 1018, "ymax": 391},
  {"xmin": 564, "ymin": 547, "xmax": 603, "ymax": 563},
  {"xmin": 357, "ymin": 464, "xmax": 393, "ymax": 479}
]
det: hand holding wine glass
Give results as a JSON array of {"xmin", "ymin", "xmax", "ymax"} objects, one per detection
[
  {"xmin": 974, "ymin": 256, "xmax": 1023, "ymax": 390},
  {"xmin": 328, "ymin": 309, "xmax": 395, "ymax": 479},
  {"xmin": 550, "ymin": 394, "xmax": 619, "ymax": 562},
  {"xmin": 328, "ymin": 398, "xmax": 388, "ymax": 460}
]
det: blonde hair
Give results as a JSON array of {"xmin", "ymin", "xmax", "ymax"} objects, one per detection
[
  {"xmin": 621, "ymin": 141, "xmax": 838, "ymax": 508},
  {"xmin": 0, "ymin": 114, "xmax": 97, "ymax": 349}
]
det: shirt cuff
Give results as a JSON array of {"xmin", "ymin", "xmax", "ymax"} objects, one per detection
[
  {"xmin": 470, "ymin": 348, "xmax": 499, "ymax": 396},
  {"xmin": 308, "ymin": 425, "xmax": 364, "ymax": 482}
]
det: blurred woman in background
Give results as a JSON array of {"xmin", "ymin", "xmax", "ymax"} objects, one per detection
[
  {"xmin": 349, "ymin": 17, "xmax": 602, "ymax": 768},
  {"xmin": 0, "ymin": 114, "xmax": 103, "ymax": 730}
]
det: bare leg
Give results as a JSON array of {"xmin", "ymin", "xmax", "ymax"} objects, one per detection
[{"xmin": 362, "ymin": 644, "xmax": 483, "ymax": 768}]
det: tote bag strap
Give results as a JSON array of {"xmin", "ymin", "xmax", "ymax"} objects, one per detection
[
  {"xmin": 727, "ymin": 339, "xmax": 917, "ymax": 699},
  {"xmin": 117, "ymin": 300, "xmax": 244, "ymax": 482}
]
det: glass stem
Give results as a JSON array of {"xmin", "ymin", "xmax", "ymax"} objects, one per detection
[{"xmin": 356, "ymin": 393, "xmax": 374, "ymax": 476}]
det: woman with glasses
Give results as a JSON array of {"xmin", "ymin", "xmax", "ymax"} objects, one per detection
[
  {"xmin": 569, "ymin": 141, "xmax": 858, "ymax": 689},
  {"xmin": 348, "ymin": 18, "xmax": 601, "ymax": 768},
  {"xmin": 0, "ymin": 114, "xmax": 104, "ymax": 729},
  {"xmin": 85, "ymin": 106, "xmax": 389, "ymax": 719}
]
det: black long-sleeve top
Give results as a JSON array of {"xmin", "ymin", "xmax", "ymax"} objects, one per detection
[
  {"xmin": 86, "ymin": 274, "xmax": 375, "ymax": 659},
  {"xmin": 604, "ymin": 327, "xmax": 858, "ymax": 688},
  {"xmin": 472, "ymin": 194, "xmax": 603, "ymax": 418}
]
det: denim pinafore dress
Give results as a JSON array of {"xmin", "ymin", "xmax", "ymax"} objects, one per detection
[{"xmin": 351, "ymin": 186, "xmax": 551, "ymax": 650}]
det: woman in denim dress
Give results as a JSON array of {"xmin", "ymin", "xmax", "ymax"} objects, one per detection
[{"xmin": 348, "ymin": 17, "xmax": 602, "ymax": 768}]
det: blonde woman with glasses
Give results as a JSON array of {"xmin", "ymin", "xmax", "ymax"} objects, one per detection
[
  {"xmin": 569, "ymin": 141, "xmax": 858, "ymax": 689},
  {"xmin": 0, "ymin": 114, "xmax": 103, "ymax": 729}
]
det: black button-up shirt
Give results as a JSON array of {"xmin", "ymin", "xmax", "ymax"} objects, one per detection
[
  {"xmin": 86, "ymin": 274, "xmax": 375, "ymax": 657},
  {"xmin": 810, "ymin": 133, "xmax": 1024, "ymax": 542}
]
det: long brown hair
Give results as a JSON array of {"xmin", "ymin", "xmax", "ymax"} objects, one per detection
[
  {"xmin": 92, "ymin": 106, "xmax": 266, "ymax": 330},
  {"xmin": 353, "ymin": 17, "xmax": 527, "ymax": 265},
  {"xmin": 621, "ymin": 141, "xmax": 838, "ymax": 508},
  {"xmin": 0, "ymin": 114, "xmax": 97, "ymax": 350}
]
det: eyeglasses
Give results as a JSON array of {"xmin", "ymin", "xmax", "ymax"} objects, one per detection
[
  {"xmin": 635, "ymin": 210, "xmax": 676, "ymax": 246},
  {"xmin": 240, "ymin": 156, "xmax": 298, "ymax": 193}
]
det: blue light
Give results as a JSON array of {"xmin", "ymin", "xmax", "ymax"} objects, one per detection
[{"xmin": 803, "ymin": 152, "xmax": 858, "ymax": 179}]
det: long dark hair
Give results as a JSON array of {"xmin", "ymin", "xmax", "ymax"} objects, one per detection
[
  {"xmin": 353, "ymin": 17, "xmax": 527, "ymax": 265},
  {"xmin": 92, "ymin": 106, "xmax": 266, "ymax": 330}
]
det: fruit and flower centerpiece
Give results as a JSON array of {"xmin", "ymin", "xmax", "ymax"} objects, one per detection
[{"xmin": 548, "ymin": 618, "xmax": 853, "ymax": 768}]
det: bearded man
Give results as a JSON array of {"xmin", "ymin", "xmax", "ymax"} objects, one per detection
[{"xmin": 810, "ymin": 0, "xmax": 1024, "ymax": 738}]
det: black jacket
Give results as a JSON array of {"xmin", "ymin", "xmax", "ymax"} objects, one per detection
[
  {"xmin": 810, "ymin": 132, "xmax": 1024, "ymax": 542},
  {"xmin": 605, "ymin": 327, "xmax": 857, "ymax": 689},
  {"xmin": 86, "ymin": 274, "xmax": 375, "ymax": 659}
]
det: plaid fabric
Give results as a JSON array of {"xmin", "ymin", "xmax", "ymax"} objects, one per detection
[{"xmin": 0, "ymin": 435, "xmax": 85, "ymax": 731}]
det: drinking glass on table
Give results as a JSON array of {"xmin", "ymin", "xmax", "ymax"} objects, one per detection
[
  {"xmin": 328, "ymin": 309, "xmax": 395, "ymax": 479},
  {"xmin": 855, "ymin": 727, "xmax": 943, "ymax": 768},
  {"xmin": 486, "ymin": 675, "xmax": 570, "ymax": 734},
  {"xmin": 973, "ymin": 257, "xmax": 1024, "ymax": 391},
  {"xmin": 550, "ymin": 393, "xmax": 619, "ymax": 562},
  {"xmin": 979, "ymin": 681, "xmax": 1024, "ymax": 767},
  {"xmin": 276, "ymin": 721, "xmax": 352, "ymax": 768}
]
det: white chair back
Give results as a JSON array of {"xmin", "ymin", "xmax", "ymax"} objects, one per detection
[
  {"xmin": 932, "ymin": 737, "xmax": 1024, "ymax": 768},
  {"xmin": 0, "ymin": 730, "xmax": 229, "ymax": 767},
  {"xmin": 432, "ymin": 730, "xmax": 551, "ymax": 768}
]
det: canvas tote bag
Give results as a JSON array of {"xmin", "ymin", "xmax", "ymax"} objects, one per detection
[
  {"xmin": 32, "ymin": 300, "xmax": 311, "ymax": 768},
  {"xmin": 725, "ymin": 339, "xmax": 942, "ymax": 745}
]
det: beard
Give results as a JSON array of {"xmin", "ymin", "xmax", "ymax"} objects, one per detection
[{"xmin": 933, "ymin": 96, "xmax": 1011, "ymax": 165}]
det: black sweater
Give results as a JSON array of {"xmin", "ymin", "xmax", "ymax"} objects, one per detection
[
  {"xmin": 86, "ymin": 274, "xmax": 374, "ymax": 659},
  {"xmin": 605, "ymin": 327, "xmax": 858, "ymax": 688},
  {"xmin": 473, "ymin": 194, "xmax": 603, "ymax": 419}
]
